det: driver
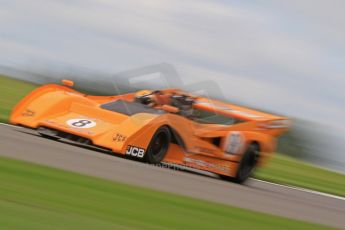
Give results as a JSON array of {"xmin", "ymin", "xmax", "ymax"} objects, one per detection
[
  {"xmin": 134, "ymin": 90, "xmax": 171, "ymax": 107},
  {"xmin": 134, "ymin": 90, "xmax": 195, "ymax": 117}
]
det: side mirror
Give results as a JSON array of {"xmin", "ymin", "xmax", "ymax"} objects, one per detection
[{"xmin": 61, "ymin": 79, "xmax": 74, "ymax": 87}]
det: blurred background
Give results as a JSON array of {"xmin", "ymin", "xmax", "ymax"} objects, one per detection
[{"xmin": 0, "ymin": 0, "xmax": 344, "ymax": 172}]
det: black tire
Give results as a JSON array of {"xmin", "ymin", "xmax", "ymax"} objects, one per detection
[
  {"xmin": 233, "ymin": 143, "xmax": 260, "ymax": 184},
  {"xmin": 144, "ymin": 126, "xmax": 171, "ymax": 164}
]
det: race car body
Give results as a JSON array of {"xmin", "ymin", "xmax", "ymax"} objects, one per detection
[{"xmin": 10, "ymin": 80, "xmax": 290, "ymax": 183}]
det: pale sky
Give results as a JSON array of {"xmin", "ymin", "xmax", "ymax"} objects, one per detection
[{"xmin": 0, "ymin": 1, "xmax": 344, "ymax": 168}]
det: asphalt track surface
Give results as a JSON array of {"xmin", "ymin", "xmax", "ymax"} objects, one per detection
[{"xmin": 0, "ymin": 124, "xmax": 344, "ymax": 228}]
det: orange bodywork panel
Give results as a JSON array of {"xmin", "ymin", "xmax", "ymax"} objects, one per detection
[{"xmin": 10, "ymin": 83, "xmax": 289, "ymax": 178}]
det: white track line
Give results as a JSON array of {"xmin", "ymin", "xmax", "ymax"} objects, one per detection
[
  {"xmin": 253, "ymin": 179, "xmax": 345, "ymax": 201},
  {"xmin": 1, "ymin": 122, "xmax": 344, "ymax": 201}
]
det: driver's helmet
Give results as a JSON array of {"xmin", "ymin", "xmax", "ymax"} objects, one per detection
[{"xmin": 134, "ymin": 90, "xmax": 155, "ymax": 105}]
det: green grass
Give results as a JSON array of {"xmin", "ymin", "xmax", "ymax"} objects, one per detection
[
  {"xmin": 0, "ymin": 76, "xmax": 38, "ymax": 123},
  {"xmin": 0, "ymin": 156, "xmax": 331, "ymax": 230},
  {"xmin": 0, "ymin": 75, "xmax": 344, "ymax": 197},
  {"xmin": 255, "ymin": 153, "xmax": 345, "ymax": 197}
]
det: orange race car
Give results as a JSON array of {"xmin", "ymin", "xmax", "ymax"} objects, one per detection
[{"xmin": 10, "ymin": 79, "xmax": 290, "ymax": 183}]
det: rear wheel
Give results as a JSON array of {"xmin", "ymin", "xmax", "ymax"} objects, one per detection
[
  {"xmin": 234, "ymin": 143, "xmax": 260, "ymax": 183},
  {"xmin": 219, "ymin": 143, "xmax": 260, "ymax": 184},
  {"xmin": 144, "ymin": 126, "xmax": 171, "ymax": 164}
]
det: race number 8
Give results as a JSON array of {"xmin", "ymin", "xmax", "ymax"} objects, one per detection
[
  {"xmin": 67, "ymin": 119, "xmax": 96, "ymax": 129},
  {"xmin": 72, "ymin": 120, "xmax": 92, "ymax": 127}
]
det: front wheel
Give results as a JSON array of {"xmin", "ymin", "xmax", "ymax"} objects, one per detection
[
  {"xmin": 144, "ymin": 126, "xmax": 171, "ymax": 164},
  {"xmin": 234, "ymin": 143, "xmax": 260, "ymax": 184}
]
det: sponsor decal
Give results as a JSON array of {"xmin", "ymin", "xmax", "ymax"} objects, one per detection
[
  {"xmin": 113, "ymin": 133, "xmax": 126, "ymax": 142},
  {"xmin": 126, "ymin": 145, "xmax": 145, "ymax": 158},
  {"xmin": 184, "ymin": 157, "xmax": 229, "ymax": 173},
  {"xmin": 66, "ymin": 118, "xmax": 96, "ymax": 129}
]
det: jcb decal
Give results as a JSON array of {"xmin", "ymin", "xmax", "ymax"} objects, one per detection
[
  {"xmin": 113, "ymin": 133, "xmax": 126, "ymax": 142},
  {"xmin": 126, "ymin": 145, "xmax": 145, "ymax": 158}
]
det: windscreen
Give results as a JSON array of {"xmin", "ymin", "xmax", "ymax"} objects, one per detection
[{"xmin": 101, "ymin": 100, "xmax": 166, "ymax": 116}]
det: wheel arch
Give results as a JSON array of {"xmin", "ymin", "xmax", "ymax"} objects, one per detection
[{"xmin": 165, "ymin": 125, "xmax": 186, "ymax": 150}]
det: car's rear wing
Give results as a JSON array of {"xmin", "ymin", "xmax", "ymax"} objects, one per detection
[
  {"xmin": 194, "ymin": 97, "xmax": 284, "ymax": 121},
  {"xmin": 192, "ymin": 97, "xmax": 290, "ymax": 137}
]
